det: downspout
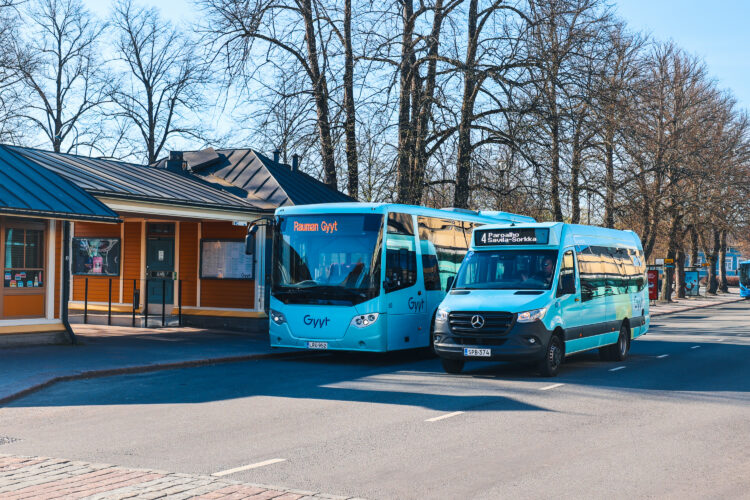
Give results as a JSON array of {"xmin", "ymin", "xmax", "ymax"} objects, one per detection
[{"xmin": 61, "ymin": 220, "xmax": 77, "ymax": 345}]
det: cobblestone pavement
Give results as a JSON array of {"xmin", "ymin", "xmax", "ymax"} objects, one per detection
[{"xmin": 0, "ymin": 454, "xmax": 362, "ymax": 500}]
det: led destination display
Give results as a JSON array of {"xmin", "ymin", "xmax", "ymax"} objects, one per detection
[{"xmin": 474, "ymin": 228, "xmax": 550, "ymax": 246}]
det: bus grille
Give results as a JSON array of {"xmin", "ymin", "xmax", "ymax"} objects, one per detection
[{"xmin": 448, "ymin": 311, "xmax": 514, "ymax": 336}]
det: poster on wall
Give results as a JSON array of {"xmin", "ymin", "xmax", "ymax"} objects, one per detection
[
  {"xmin": 200, "ymin": 240, "xmax": 254, "ymax": 279},
  {"xmin": 72, "ymin": 238, "xmax": 121, "ymax": 276},
  {"xmin": 684, "ymin": 270, "xmax": 700, "ymax": 296}
]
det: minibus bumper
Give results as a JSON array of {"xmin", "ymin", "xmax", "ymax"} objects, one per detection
[{"xmin": 433, "ymin": 320, "xmax": 551, "ymax": 361}]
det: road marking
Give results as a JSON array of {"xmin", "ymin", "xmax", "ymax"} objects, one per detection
[
  {"xmin": 609, "ymin": 366, "xmax": 626, "ymax": 372},
  {"xmin": 717, "ymin": 338, "xmax": 725, "ymax": 342},
  {"xmin": 212, "ymin": 459, "xmax": 287, "ymax": 477},
  {"xmin": 656, "ymin": 354, "xmax": 669, "ymax": 359},
  {"xmin": 425, "ymin": 411, "xmax": 464, "ymax": 422},
  {"xmin": 539, "ymin": 383, "xmax": 564, "ymax": 391},
  {"xmin": 691, "ymin": 346, "xmax": 701, "ymax": 349}
]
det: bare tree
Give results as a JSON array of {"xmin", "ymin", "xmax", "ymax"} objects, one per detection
[
  {"xmin": 11, "ymin": 0, "xmax": 107, "ymax": 153},
  {"xmin": 109, "ymin": 0, "xmax": 207, "ymax": 164}
]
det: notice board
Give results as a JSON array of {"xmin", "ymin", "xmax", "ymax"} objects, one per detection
[{"xmin": 200, "ymin": 239, "xmax": 254, "ymax": 280}]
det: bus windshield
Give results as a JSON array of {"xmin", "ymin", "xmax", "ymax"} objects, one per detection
[
  {"xmin": 454, "ymin": 249, "xmax": 559, "ymax": 290},
  {"xmin": 740, "ymin": 263, "xmax": 750, "ymax": 286},
  {"xmin": 273, "ymin": 214, "xmax": 383, "ymax": 305}
]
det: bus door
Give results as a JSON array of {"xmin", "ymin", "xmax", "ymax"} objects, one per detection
[
  {"xmin": 556, "ymin": 248, "xmax": 583, "ymax": 347},
  {"xmin": 384, "ymin": 213, "xmax": 425, "ymax": 349}
]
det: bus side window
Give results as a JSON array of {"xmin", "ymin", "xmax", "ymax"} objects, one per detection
[
  {"xmin": 386, "ymin": 213, "xmax": 417, "ymax": 292},
  {"xmin": 557, "ymin": 249, "xmax": 576, "ymax": 297},
  {"xmin": 421, "ymin": 253, "xmax": 441, "ymax": 291}
]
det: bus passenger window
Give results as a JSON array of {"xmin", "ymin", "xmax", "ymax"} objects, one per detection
[
  {"xmin": 385, "ymin": 235, "xmax": 417, "ymax": 292},
  {"xmin": 422, "ymin": 254, "xmax": 441, "ymax": 291}
]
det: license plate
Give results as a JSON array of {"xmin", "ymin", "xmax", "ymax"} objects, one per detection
[
  {"xmin": 307, "ymin": 341, "xmax": 328, "ymax": 349},
  {"xmin": 464, "ymin": 347, "xmax": 491, "ymax": 357}
]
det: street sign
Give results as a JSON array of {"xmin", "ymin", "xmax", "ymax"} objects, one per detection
[
  {"xmin": 664, "ymin": 258, "xmax": 674, "ymax": 264},
  {"xmin": 655, "ymin": 258, "xmax": 664, "ymax": 265},
  {"xmin": 701, "ymin": 262, "xmax": 710, "ymax": 267},
  {"xmin": 647, "ymin": 270, "xmax": 659, "ymax": 300}
]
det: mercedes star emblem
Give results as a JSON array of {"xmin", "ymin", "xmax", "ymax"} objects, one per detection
[{"xmin": 471, "ymin": 314, "xmax": 485, "ymax": 329}]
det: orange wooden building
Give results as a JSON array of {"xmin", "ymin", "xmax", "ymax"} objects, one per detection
[{"xmin": 1, "ymin": 145, "xmax": 351, "ymax": 344}]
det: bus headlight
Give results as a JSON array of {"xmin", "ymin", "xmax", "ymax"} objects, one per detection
[
  {"xmin": 350, "ymin": 313, "xmax": 379, "ymax": 328},
  {"xmin": 270, "ymin": 309, "xmax": 287, "ymax": 325},
  {"xmin": 517, "ymin": 307, "xmax": 547, "ymax": 323},
  {"xmin": 435, "ymin": 308, "xmax": 449, "ymax": 322}
]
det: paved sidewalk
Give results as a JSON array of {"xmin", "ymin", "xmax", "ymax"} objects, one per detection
[
  {"xmin": 649, "ymin": 287, "xmax": 745, "ymax": 317},
  {"xmin": 0, "ymin": 324, "xmax": 299, "ymax": 405},
  {"xmin": 0, "ymin": 454, "xmax": 359, "ymax": 500}
]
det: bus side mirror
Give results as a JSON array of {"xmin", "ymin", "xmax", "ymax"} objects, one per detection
[
  {"xmin": 245, "ymin": 233, "xmax": 255, "ymax": 255},
  {"xmin": 446, "ymin": 276, "xmax": 455, "ymax": 291}
]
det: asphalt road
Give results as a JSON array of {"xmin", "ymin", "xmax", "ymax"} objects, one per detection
[{"xmin": 1, "ymin": 302, "xmax": 749, "ymax": 499}]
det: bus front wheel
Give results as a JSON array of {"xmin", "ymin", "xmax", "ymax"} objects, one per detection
[
  {"xmin": 538, "ymin": 334, "xmax": 563, "ymax": 377},
  {"xmin": 441, "ymin": 358, "xmax": 464, "ymax": 374}
]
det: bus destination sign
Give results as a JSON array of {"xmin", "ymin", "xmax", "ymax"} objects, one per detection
[{"xmin": 474, "ymin": 228, "xmax": 550, "ymax": 246}]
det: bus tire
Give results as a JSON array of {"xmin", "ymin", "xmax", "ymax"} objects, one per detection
[
  {"xmin": 441, "ymin": 358, "xmax": 464, "ymax": 374},
  {"xmin": 538, "ymin": 333, "xmax": 563, "ymax": 377},
  {"xmin": 611, "ymin": 322, "xmax": 630, "ymax": 361}
]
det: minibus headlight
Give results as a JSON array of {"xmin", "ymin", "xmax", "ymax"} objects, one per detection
[
  {"xmin": 516, "ymin": 307, "xmax": 547, "ymax": 323},
  {"xmin": 270, "ymin": 309, "xmax": 287, "ymax": 325},
  {"xmin": 435, "ymin": 308, "xmax": 449, "ymax": 322},
  {"xmin": 351, "ymin": 313, "xmax": 379, "ymax": 328}
]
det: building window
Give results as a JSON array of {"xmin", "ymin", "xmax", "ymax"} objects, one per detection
[{"xmin": 4, "ymin": 228, "xmax": 44, "ymax": 288}]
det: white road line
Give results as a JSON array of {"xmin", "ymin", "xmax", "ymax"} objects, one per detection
[
  {"xmin": 656, "ymin": 354, "xmax": 669, "ymax": 359},
  {"xmin": 609, "ymin": 366, "xmax": 626, "ymax": 372},
  {"xmin": 212, "ymin": 459, "xmax": 287, "ymax": 477},
  {"xmin": 717, "ymin": 338, "xmax": 725, "ymax": 342},
  {"xmin": 425, "ymin": 411, "xmax": 465, "ymax": 422},
  {"xmin": 691, "ymin": 346, "xmax": 701, "ymax": 349},
  {"xmin": 539, "ymin": 383, "xmax": 564, "ymax": 391}
]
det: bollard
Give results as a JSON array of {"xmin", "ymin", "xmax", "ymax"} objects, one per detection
[
  {"xmin": 107, "ymin": 278, "xmax": 112, "ymax": 326},
  {"xmin": 84, "ymin": 278, "xmax": 89, "ymax": 324},
  {"xmin": 144, "ymin": 279, "xmax": 149, "ymax": 328},
  {"xmin": 132, "ymin": 279, "xmax": 138, "ymax": 328}
]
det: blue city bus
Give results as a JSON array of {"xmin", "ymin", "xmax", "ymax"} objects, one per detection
[
  {"xmin": 433, "ymin": 223, "xmax": 649, "ymax": 376},
  {"xmin": 739, "ymin": 260, "xmax": 750, "ymax": 298},
  {"xmin": 267, "ymin": 203, "xmax": 534, "ymax": 352}
]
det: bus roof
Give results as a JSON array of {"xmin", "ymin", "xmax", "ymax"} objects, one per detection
[
  {"xmin": 275, "ymin": 202, "xmax": 535, "ymax": 224},
  {"xmin": 470, "ymin": 222, "xmax": 643, "ymax": 251}
]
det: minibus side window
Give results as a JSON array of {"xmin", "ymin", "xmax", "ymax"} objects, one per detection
[
  {"xmin": 578, "ymin": 245, "xmax": 604, "ymax": 302},
  {"xmin": 557, "ymin": 250, "xmax": 576, "ymax": 297}
]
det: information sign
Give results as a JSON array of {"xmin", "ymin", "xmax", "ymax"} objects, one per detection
[
  {"xmin": 200, "ymin": 240, "xmax": 254, "ymax": 279},
  {"xmin": 647, "ymin": 269, "xmax": 659, "ymax": 300},
  {"xmin": 664, "ymin": 258, "xmax": 674, "ymax": 264},
  {"xmin": 72, "ymin": 238, "xmax": 121, "ymax": 276},
  {"xmin": 474, "ymin": 228, "xmax": 550, "ymax": 246}
]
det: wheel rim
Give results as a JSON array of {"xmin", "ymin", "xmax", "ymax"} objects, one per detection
[
  {"xmin": 549, "ymin": 339, "xmax": 562, "ymax": 369},
  {"xmin": 619, "ymin": 328, "xmax": 627, "ymax": 356}
]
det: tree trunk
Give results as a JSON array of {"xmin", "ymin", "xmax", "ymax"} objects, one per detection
[
  {"xmin": 301, "ymin": 0, "xmax": 337, "ymax": 189},
  {"xmin": 343, "ymin": 0, "xmax": 358, "ymax": 199},
  {"xmin": 453, "ymin": 0, "xmax": 478, "ymax": 209},
  {"xmin": 660, "ymin": 213, "xmax": 682, "ymax": 303},
  {"xmin": 719, "ymin": 229, "xmax": 728, "ymax": 293},
  {"xmin": 603, "ymin": 134, "xmax": 615, "ymax": 227},
  {"xmin": 396, "ymin": 0, "xmax": 414, "ymax": 203},
  {"xmin": 676, "ymin": 248, "xmax": 686, "ymax": 298},
  {"xmin": 690, "ymin": 225, "xmax": 699, "ymax": 268},
  {"xmin": 570, "ymin": 119, "xmax": 582, "ymax": 224},
  {"xmin": 550, "ymin": 101, "xmax": 563, "ymax": 221},
  {"xmin": 706, "ymin": 228, "xmax": 720, "ymax": 295}
]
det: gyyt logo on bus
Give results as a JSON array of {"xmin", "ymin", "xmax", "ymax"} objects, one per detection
[
  {"xmin": 304, "ymin": 315, "xmax": 331, "ymax": 328},
  {"xmin": 408, "ymin": 296, "xmax": 425, "ymax": 312}
]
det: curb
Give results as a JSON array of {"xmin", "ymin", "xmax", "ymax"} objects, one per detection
[
  {"xmin": 650, "ymin": 296, "xmax": 746, "ymax": 318},
  {"xmin": 0, "ymin": 349, "xmax": 311, "ymax": 407}
]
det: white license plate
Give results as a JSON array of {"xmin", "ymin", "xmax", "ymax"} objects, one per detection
[
  {"xmin": 464, "ymin": 348, "xmax": 491, "ymax": 357},
  {"xmin": 307, "ymin": 341, "xmax": 328, "ymax": 349}
]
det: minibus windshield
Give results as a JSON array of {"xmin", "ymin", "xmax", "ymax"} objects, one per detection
[
  {"xmin": 454, "ymin": 249, "xmax": 559, "ymax": 290},
  {"xmin": 740, "ymin": 263, "xmax": 750, "ymax": 286},
  {"xmin": 272, "ymin": 214, "xmax": 383, "ymax": 305}
]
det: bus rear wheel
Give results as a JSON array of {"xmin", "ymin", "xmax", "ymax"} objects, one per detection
[
  {"xmin": 441, "ymin": 358, "xmax": 464, "ymax": 374},
  {"xmin": 600, "ymin": 323, "xmax": 630, "ymax": 361}
]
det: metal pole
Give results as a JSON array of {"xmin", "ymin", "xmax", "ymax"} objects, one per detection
[
  {"xmin": 161, "ymin": 279, "xmax": 166, "ymax": 327},
  {"xmin": 178, "ymin": 279, "xmax": 182, "ymax": 327},
  {"xmin": 60, "ymin": 221, "xmax": 77, "ymax": 345},
  {"xmin": 107, "ymin": 278, "xmax": 112, "ymax": 326},
  {"xmin": 132, "ymin": 279, "xmax": 137, "ymax": 327},
  {"xmin": 144, "ymin": 279, "xmax": 149, "ymax": 328},
  {"xmin": 84, "ymin": 278, "xmax": 88, "ymax": 324}
]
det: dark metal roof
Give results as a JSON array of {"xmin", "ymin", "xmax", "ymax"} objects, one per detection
[
  {"xmin": 10, "ymin": 146, "xmax": 268, "ymax": 214},
  {"xmin": 154, "ymin": 148, "xmax": 354, "ymax": 207},
  {"xmin": 0, "ymin": 145, "xmax": 119, "ymax": 222}
]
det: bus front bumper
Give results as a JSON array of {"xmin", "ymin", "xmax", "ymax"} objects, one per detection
[{"xmin": 433, "ymin": 320, "xmax": 552, "ymax": 362}]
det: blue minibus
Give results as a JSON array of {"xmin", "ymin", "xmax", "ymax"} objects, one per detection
[
  {"xmin": 267, "ymin": 203, "xmax": 534, "ymax": 352},
  {"xmin": 433, "ymin": 222, "xmax": 649, "ymax": 376},
  {"xmin": 739, "ymin": 260, "xmax": 750, "ymax": 298}
]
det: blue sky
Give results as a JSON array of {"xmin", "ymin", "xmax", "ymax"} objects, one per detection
[{"xmin": 84, "ymin": 0, "xmax": 750, "ymax": 110}]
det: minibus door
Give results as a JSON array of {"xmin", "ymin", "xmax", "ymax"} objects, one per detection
[
  {"xmin": 384, "ymin": 213, "xmax": 423, "ymax": 350},
  {"xmin": 556, "ymin": 248, "xmax": 582, "ymax": 343}
]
